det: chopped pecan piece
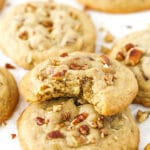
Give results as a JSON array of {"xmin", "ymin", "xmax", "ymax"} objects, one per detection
[
  {"xmin": 40, "ymin": 21, "xmax": 53, "ymax": 28},
  {"xmin": 78, "ymin": 125, "xmax": 89, "ymax": 135},
  {"xmin": 47, "ymin": 130, "xmax": 64, "ymax": 139},
  {"xmin": 116, "ymin": 51, "xmax": 125, "ymax": 61},
  {"xmin": 136, "ymin": 110, "xmax": 149, "ymax": 123},
  {"xmin": 35, "ymin": 117, "xmax": 45, "ymax": 126},
  {"xmin": 19, "ymin": 31, "xmax": 28, "ymax": 40},
  {"xmin": 72, "ymin": 112, "xmax": 88, "ymax": 125},
  {"xmin": 52, "ymin": 70, "xmax": 67, "ymax": 79},
  {"xmin": 11, "ymin": 134, "xmax": 16, "ymax": 139},
  {"xmin": 69, "ymin": 64, "xmax": 87, "ymax": 70},
  {"xmin": 61, "ymin": 112, "xmax": 71, "ymax": 121},
  {"xmin": 5, "ymin": 63, "xmax": 16, "ymax": 69},
  {"xmin": 100, "ymin": 55, "xmax": 110, "ymax": 66},
  {"xmin": 60, "ymin": 52, "xmax": 68, "ymax": 57},
  {"xmin": 126, "ymin": 49, "xmax": 143, "ymax": 66},
  {"xmin": 124, "ymin": 43, "xmax": 135, "ymax": 51}
]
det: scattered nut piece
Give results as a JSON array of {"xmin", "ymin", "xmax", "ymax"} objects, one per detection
[
  {"xmin": 5, "ymin": 63, "xmax": 16, "ymax": 69},
  {"xmin": 100, "ymin": 55, "xmax": 110, "ymax": 66},
  {"xmin": 72, "ymin": 112, "xmax": 88, "ymax": 125},
  {"xmin": 11, "ymin": 134, "xmax": 16, "ymax": 139},
  {"xmin": 136, "ymin": 110, "xmax": 149, "ymax": 123},
  {"xmin": 144, "ymin": 143, "xmax": 150, "ymax": 150},
  {"xmin": 60, "ymin": 53, "xmax": 68, "ymax": 57},
  {"xmin": 35, "ymin": 117, "xmax": 45, "ymax": 126},
  {"xmin": 104, "ymin": 32, "xmax": 115, "ymax": 43},
  {"xmin": 126, "ymin": 49, "xmax": 143, "ymax": 66},
  {"xmin": 124, "ymin": 43, "xmax": 135, "ymax": 51},
  {"xmin": 78, "ymin": 125, "xmax": 89, "ymax": 135},
  {"xmin": 116, "ymin": 51, "xmax": 125, "ymax": 61},
  {"xmin": 47, "ymin": 130, "xmax": 64, "ymax": 139}
]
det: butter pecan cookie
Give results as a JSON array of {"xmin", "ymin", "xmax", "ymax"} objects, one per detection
[
  {"xmin": 0, "ymin": 2, "xmax": 95, "ymax": 69},
  {"xmin": 77, "ymin": 0, "xmax": 150, "ymax": 13},
  {"xmin": 111, "ymin": 30, "xmax": 150, "ymax": 107},
  {"xmin": 20, "ymin": 52, "xmax": 138, "ymax": 116},
  {"xmin": 17, "ymin": 98, "xmax": 139, "ymax": 150},
  {"xmin": 0, "ymin": 68, "xmax": 19, "ymax": 124}
]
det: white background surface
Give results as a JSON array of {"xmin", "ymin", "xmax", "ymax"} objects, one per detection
[{"xmin": 0, "ymin": 0, "xmax": 150, "ymax": 149}]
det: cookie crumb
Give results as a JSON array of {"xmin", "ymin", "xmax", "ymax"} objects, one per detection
[
  {"xmin": 126, "ymin": 25, "xmax": 132, "ymax": 29},
  {"xmin": 5, "ymin": 63, "xmax": 16, "ymax": 69},
  {"xmin": 136, "ymin": 110, "xmax": 149, "ymax": 123},
  {"xmin": 11, "ymin": 134, "xmax": 16, "ymax": 139},
  {"xmin": 104, "ymin": 32, "xmax": 115, "ymax": 43}
]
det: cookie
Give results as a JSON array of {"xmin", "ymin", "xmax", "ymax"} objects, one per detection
[
  {"xmin": 17, "ymin": 98, "xmax": 139, "ymax": 150},
  {"xmin": 0, "ymin": 68, "xmax": 19, "ymax": 124},
  {"xmin": 0, "ymin": 2, "xmax": 96, "ymax": 69},
  {"xmin": 20, "ymin": 52, "xmax": 138, "ymax": 116},
  {"xmin": 111, "ymin": 30, "xmax": 150, "ymax": 107},
  {"xmin": 77, "ymin": 0, "xmax": 150, "ymax": 13}
]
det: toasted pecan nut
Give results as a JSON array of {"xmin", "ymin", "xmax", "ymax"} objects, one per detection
[
  {"xmin": 100, "ymin": 55, "xmax": 110, "ymax": 66},
  {"xmin": 40, "ymin": 21, "xmax": 53, "ymax": 28},
  {"xmin": 78, "ymin": 125, "xmax": 89, "ymax": 135},
  {"xmin": 126, "ymin": 49, "xmax": 143, "ymax": 66},
  {"xmin": 124, "ymin": 43, "xmax": 135, "ymax": 51},
  {"xmin": 35, "ymin": 117, "xmax": 45, "ymax": 126},
  {"xmin": 69, "ymin": 64, "xmax": 88, "ymax": 70},
  {"xmin": 116, "ymin": 51, "xmax": 125, "ymax": 61},
  {"xmin": 47, "ymin": 130, "xmax": 64, "ymax": 139},
  {"xmin": 72, "ymin": 112, "xmax": 88, "ymax": 125},
  {"xmin": 60, "ymin": 53, "xmax": 68, "ymax": 57},
  {"xmin": 52, "ymin": 70, "xmax": 67, "ymax": 79},
  {"xmin": 61, "ymin": 112, "xmax": 71, "ymax": 121}
]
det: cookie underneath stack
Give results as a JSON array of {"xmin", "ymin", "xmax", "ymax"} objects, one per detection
[{"xmin": 19, "ymin": 52, "xmax": 139, "ymax": 149}]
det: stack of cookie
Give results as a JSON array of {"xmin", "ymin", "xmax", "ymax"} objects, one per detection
[
  {"xmin": 0, "ymin": 1, "xmax": 142, "ymax": 150},
  {"xmin": 18, "ymin": 51, "xmax": 139, "ymax": 150}
]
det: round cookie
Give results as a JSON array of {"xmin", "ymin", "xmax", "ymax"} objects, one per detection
[
  {"xmin": 17, "ymin": 98, "xmax": 139, "ymax": 150},
  {"xmin": 0, "ymin": 1, "xmax": 96, "ymax": 69},
  {"xmin": 111, "ymin": 30, "xmax": 150, "ymax": 107},
  {"xmin": 77, "ymin": 0, "xmax": 150, "ymax": 13},
  {"xmin": 0, "ymin": 68, "xmax": 19, "ymax": 124},
  {"xmin": 20, "ymin": 52, "xmax": 138, "ymax": 116}
]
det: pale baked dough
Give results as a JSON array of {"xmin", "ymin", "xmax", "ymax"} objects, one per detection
[
  {"xmin": 20, "ymin": 52, "xmax": 138, "ymax": 116},
  {"xmin": 0, "ymin": 1, "xmax": 96, "ymax": 69},
  {"xmin": 18, "ymin": 98, "xmax": 139, "ymax": 150}
]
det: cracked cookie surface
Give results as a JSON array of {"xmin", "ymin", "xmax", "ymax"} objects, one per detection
[
  {"xmin": 20, "ymin": 52, "xmax": 138, "ymax": 116},
  {"xmin": 111, "ymin": 30, "xmax": 150, "ymax": 107},
  {"xmin": 77, "ymin": 0, "xmax": 150, "ymax": 13},
  {"xmin": 18, "ymin": 98, "xmax": 139, "ymax": 150},
  {"xmin": 0, "ymin": 68, "xmax": 19, "ymax": 124},
  {"xmin": 0, "ymin": 1, "xmax": 95, "ymax": 69}
]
